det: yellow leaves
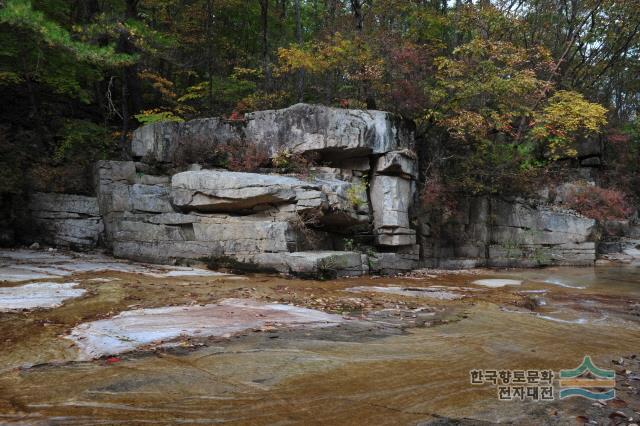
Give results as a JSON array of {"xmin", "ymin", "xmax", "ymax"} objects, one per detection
[
  {"xmin": 138, "ymin": 70, "xmax": 176, "ymax": 100},
  {"xmin": 541, "ymin": 91, "xmax": 608, "ymax": 134},
  {"xmin": 531, "ymin": 90, "xmax": 608, "ymax": 160},
  {"xmin": 276, "ymin": 33, "xmax": 382, "ymax": 84},
  {"xmin": 276, "ymin": 45, "xmax": 328, "ymax": 74},
  {"xmin": 442, "ymin": 111, "xmax": 487, "ymax": 141}
]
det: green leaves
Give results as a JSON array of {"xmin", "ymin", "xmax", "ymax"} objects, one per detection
[
  {"xmin": 134, "ymin": 110, "xmax": 183, "ymax": 125},
  {"xmin": 0, "ymin": 0, "xmax": 133, "ymax": 66}
]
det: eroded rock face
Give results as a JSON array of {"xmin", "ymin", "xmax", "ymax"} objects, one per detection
[
  {"xmin": 375, "ymin": 150, "xmax": 417, "ymax": 179},
  {"xmin": 28, "ymin": 192, "xmax": 103, "ymax": 249},
  {"xmin": 419, "ymin": 197, "xmax": 597, "ymax": 268},
  {"xmin": 30, "ymin": 105, "xmax": 419, "ymax": 276},
  {"xmin": 245, "ymin": 104, "xmax": 414, "ymax": 158},
  {"xmin": 370, "ymin": 175, "xmax": 416, "ymax": 247},
  {"xmin": 130, "ymin": 104, "xmax": 415, "ymax": 163},
  {"xmin": 171, "ymin": 170, "xmax": 324, "ymax": 213}
]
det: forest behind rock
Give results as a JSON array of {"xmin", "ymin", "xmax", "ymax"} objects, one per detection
[{"xmin": 1, "ymin": 0, "xmax": 639, "ymax": 240}]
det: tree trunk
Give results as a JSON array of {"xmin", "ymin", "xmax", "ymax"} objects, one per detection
[{"xmin": 350, "ymin": 0, "xmax": 364, "ymax": 31}]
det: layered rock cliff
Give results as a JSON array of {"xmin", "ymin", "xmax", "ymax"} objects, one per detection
[{"xmin": 24, "ymin": 103, "xmax": 609, "ymax": 276}]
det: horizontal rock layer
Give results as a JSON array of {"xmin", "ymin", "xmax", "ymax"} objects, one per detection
[
  {"xmin": 28, "ymin": 192, "xmax": 103, "ymax": 249},
  {"xmin": 419, "ymin": 197, "xmax": 597, "ymax": 268},
  {"xmin": 132, "ymin": 103, "xmax": 415, "ymax": 163}
]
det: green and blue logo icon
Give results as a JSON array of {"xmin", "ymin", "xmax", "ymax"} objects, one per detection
[{"xmin": 559, "ymin": 356, "xmax": 616, "ymax": 400}]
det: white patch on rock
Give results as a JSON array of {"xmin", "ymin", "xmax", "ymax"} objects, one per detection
[
  {"xmin": 0, "ymin": 282, "xmax": 86, "ymax": 312},
  {"xmin": 66, "ymin": 299, "xmax": 343, "ymax": 360},
  {"xmin": 472, "ymin": 279, "xmax": 522, "ymax": 288},
  {"xmin": 0, "ymin": 249, "xmax": 234, "ymax": 282},
  {"xmin": 0, "ymin": 267, "xmax": 68, "ymax": 282}
]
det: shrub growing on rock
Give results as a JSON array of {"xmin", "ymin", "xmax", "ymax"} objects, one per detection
[{"xmin": 564, "ymin": 184, "xmax": 633, "ymax": 222}]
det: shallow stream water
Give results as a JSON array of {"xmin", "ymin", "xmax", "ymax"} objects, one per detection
[{"xmin": 1, "ymin": 250, "xmax": 639, "ymax": 425}]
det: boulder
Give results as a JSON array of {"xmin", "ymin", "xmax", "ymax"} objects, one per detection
[
  {"xmin": 131, "ymin": 118, "xmax": 242, "ymax": 163},
  {"xmin": 245, "ymin": 104, "xmax": 414, "ymax": 159},
  {"xmin": 131, "ymin": 121, "xmax": 180, "ymax": 162},
  {"xmin": 374, "ymin": 150, "xmax": 417, "ymax": 179},
  {"xmin": 312, "ymin": 177, "xmax": 370, "ymax": 228},
  {"xmin": 171, "ymin": 170, "xmax": 324, "ymax": 213},
  {"xmin": 246, "ymin": 251, "xmax": 366, "ymax": 277},
  {"xmin": 370, "ymin": 245, "xmax": 419, "ymax": 274},
  {"xmin": 131, "ymin": 104, "xmax": 415, "ymax": 164}
]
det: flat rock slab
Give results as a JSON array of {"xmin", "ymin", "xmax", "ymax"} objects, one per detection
[
  {"xmin": 0, "ymin": 250, "xmax": 230, "ymax": 282},
  {"xmin": 171, "ymin": 170, "xmax": 321, "ymax": 212},
  {"xmin": 67, "ymin": 299, "xmax": 343, "ymax": 360},
  {"xmin": 0, "ymin": 266, "xmax": 69, "ymax": 282},
  {"xmin": 472, "ymin": 279, "xmax": 522, "ymax": 288},
  {"xmin": 0, "ymin": 282, "xmax": 86, "ymax": 312},
  {"xmin": 346, "ymin": 285, "xmax": 462, "ymax": 300}
]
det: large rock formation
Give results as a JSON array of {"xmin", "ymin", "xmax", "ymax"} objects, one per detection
[
  {"xmin": 131, "ymin": 104, "xmax": 414, "ymax": 163},
  {"xmin": 419, "ymin": 197, "xmax": 597, "ymax": 268},
  {"xmin": 25, "ymin": 103, "xmax": 602, "ymax": 274},
  {"xmin": 90, "ymin": 104, "xmax": 419, "ymax": 276}
]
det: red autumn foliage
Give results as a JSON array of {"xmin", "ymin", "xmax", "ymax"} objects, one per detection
[
  {"xmin": 420, "ymin": 178, "xmax": 457, "ymax": 216},
  {"xmin": 384, "ymin": 42, "xmax": 432, "ymax": 117},
  {"xmin": 564, "ymin": 185, "xmax": 633, "ymax": 222},
  {"xmin": 225, "ymin": 142, "xmax": 270, "ymax": 172},
  {"xmin": 171, "ymin": 136, "xmax": 269, "ymax": 172},
  {"xmin": 227, "ymin": 110, "xmax": 244, "ymax": 121}
]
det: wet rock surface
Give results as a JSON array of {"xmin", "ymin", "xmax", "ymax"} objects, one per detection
[
  {"xmin": 0, "ymin": 282, "xmax": 86, "ymax": 312},
  {"xmin": 68, "ymin": 299, "xmax": 343, "ymax": 360},
  {"xmin": 1, "ymin": 249, "xmax": 639, "ymax": 424}
]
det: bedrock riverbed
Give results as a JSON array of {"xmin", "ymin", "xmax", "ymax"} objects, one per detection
[{"xmin": 0, "ymin": 249, "xmax": 639, "ymax": 425}]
